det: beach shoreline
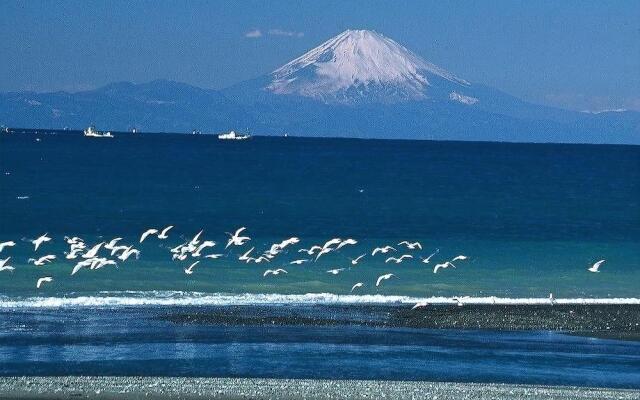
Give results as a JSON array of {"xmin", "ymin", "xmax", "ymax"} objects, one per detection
[{"xmin": 1, "ymin": 377, "xmax": 639, "ymax": 400}]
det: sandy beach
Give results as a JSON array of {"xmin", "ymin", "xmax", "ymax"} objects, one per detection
[{"xmin": 1, "ymin": 377, "xmax": 639, "ymax": 400}]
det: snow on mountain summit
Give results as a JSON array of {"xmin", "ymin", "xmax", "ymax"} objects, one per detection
[{"xmin": 267, "ymin": 29, "xmax": 471, "ymax": 104}]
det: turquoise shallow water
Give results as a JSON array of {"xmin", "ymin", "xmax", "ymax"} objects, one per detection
[{"xmin": 0, "ymin": 132, "xmax": 638, "ymax": 299}]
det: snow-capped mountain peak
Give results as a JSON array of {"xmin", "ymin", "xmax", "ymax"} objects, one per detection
[{"xmin": 266, "ymin": 29, "xmax": 470, "ymax": 104}]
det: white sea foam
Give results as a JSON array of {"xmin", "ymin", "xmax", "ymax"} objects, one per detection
[{"xmin": 0, "ymin": 291, "xmax": 638, "ymax": 309}]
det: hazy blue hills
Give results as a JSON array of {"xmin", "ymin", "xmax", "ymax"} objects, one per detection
[{"xmin": 1, "ymin": 29, "xmax": 638, "ymax": 144}]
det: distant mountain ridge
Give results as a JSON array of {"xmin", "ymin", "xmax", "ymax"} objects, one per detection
[{"xmin": 1, "ymin": 29, "xmax": 638, "ymax": 144}]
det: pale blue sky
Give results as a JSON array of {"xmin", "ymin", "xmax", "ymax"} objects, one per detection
[{"xmin": 1, "ymin": 0, "xmax": 638, "ymax": 111}]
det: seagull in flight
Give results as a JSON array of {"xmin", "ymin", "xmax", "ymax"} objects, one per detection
[
  {"xmin": 140, "ymin": 228, "xmax": 159, "ymax": 243},
  {"xmin": 411, "ymin": 301, "xmax": 430, "ymax": 310},
  {"xmin": 290, "ymin": 259, "xmax": 309, "ymax": 265},
  {"xmin": 204, "ymin": 253, "xmax": 223, "ymax": 259},
  {"xmin": 239, "ymin": 247, "xmax": 255, "ymax": 262},
  {"xmin": 104, "ymin": 237, "xmax": 123, "ymax": 250},
  {"xmin": 420, "ymin": 249, "xmax": 439, "ymax": 264},
  {"xmin": 299, "ymin": 246, "xmax": 322, "ymax": 255},
  {"xmin": 0, "ymin": 257, "xmax": 14, "ymax": 272},
  {"xmin": 350, "ymin": 282, "xmax": 364, "ymax": 292},
  {"xmin": 349, "ymin": 254, "xmax": 366, "ymax": 266},
  {"xmin": 117, "ymin": 246, "xmax": 140, "ymax": 262},
  {"xmin": 188, "ymin": 230, "xmax": 204, "ymax": 247},
  {"xmin": 64, "ymin": 247, "xmax": 84, "ymax": 259},
  {"xmin": 326, "ymin": 268, "xmax": 345, "ymax": 275},
  {"xmin": 184, "ymin": 260, "xmax": 200, "ymax": 275},
  {"xmin": 82, "ymin": 242, "xmax": 104, "ymax": 259},
  {"xmin": 263, "ymin": 268, "xmax": 288, "ymax": 277},
  {"xmin": 192, "ymin": 241, "xmax": 216, "ymax": 257},
  {"xmin": 376, "ymin": 273, "xmax": 396, "ymax": 287},
  {"xmin": 0, "ymin": 241, "xmax": 16, "ymax": 253},
  {"xmin": 371, "ymin": 246, "xmax": 396, "ymax": 256},
  {"xmin": 398, "ymin": 241, "xmax": 422, "ymax": 250},
  {"xmin": 157, "ymin": 225, "xmax": 174, "ymax": 239},
  {"xmin": 36, "ymin": 276, "xmax": 53, "ymax": 289},
  {"xmin": 28, "ymin": 255, "xmax": 56, "ymax": 266},
  {"xmin": 225, "ymin": 227, "xmax": 250, "ymax": 248},
  {"xmin": 588, "ymin": 259, "xmax": 606, "ymax": 273},
  {"xmin": 64, "ymin": 236, "xmax": 84, "ymax": 245},
  {"xmin": 71, "ymin": 258, "xmax": 94, "ymax": 275},
  {"xmin": 315, "ymin": 247, "xmax": 333, "ymax": 261},
  {"xmin": 322, "ymin": 238, "xmax": 342, "ymax": 249},
  {"xmin": 433, "ymin": 261, "xmax": 455, "ymax": 274},
  {"xmin": 32, "ymin": 233, "xmax": 52, "ymax": 251},
  {"xmin": 385, "ymin": 254, "xmax": 413, "ymax": 264},
  {"xmin": 336, "ymin": 238, "xmax": 358, "ymax": 250},
  {"xmin": 450, "ymin": 255, "xmax": 468, "ymax": 263}
]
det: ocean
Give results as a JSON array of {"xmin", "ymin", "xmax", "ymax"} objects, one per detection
[{"xmin": 0, "ymin": 132, "xmax": 639, "ymax": 386}]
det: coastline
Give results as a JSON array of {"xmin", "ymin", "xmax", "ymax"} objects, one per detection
[{"xmin": 1, "ymin": 377, "xmax": 639, "ymax": 400}]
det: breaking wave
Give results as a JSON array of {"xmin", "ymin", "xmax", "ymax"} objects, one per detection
[{"xmin": 0, "ymin": 291, "xmax": 639, "ymax": 308}]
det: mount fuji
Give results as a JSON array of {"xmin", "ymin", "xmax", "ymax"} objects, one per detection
[
  {"xmin": 265, "ymin": 29, "xmax": 472, "ymax": 105},
  {"xmin": 1, "ymin": 29, "xmax": 638, "ymax": 144}
]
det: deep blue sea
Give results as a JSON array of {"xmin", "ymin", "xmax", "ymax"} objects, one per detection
[{"xmin": 0, "ymin": 132, "xmax": 639, "ymax": 386}]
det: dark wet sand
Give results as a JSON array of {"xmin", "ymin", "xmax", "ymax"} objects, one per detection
[
  {"xmin": 0, "ymin": 377, "xmax": 638, "ymax": 400},
  {"xmin": 162, "ymin": 303, "xmax": 640, "ymax": 340}
]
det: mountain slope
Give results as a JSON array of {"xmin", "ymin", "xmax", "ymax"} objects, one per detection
[{"xmin": 266, "ymin": 29, "xmax": 471, "ymax": 105}]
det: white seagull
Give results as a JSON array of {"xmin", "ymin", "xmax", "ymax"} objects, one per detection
[
  {"xmin": 398, "ymin": 241, "xmax": 422, "ymax": 250},
  {"xmin": 349, "ymin": 254, "xmax": 366, "ymax": 266},
  {"xmin": 104, "ymin": 237, "xmax": 123, "ymax": 250},
  {"xmin": 411, "ymin": 301, "xmax": 430, "ymax": 310},
  {"xmin": 0, "ymin": 257, "xmax": 14, "ymax": 272},
  {"xmin": 188, "ymin": 230, "xmax": 204, "ymax": 246},
  {"xmin": 385, "ymin": 254, "xmax": 413, "ymax": 264},
  {"xmin": 326, "ymin": 268, "xmax": 345, "ymax": 275},
  {"xmin": 140, "ymin": 228, "xmax": 159, "ymax": 243},
  {"xmin": 433, "ymin": 261, "xmax": 455, "ymax": 274},
  {"xmin": 420, "ymin": 249, "xmax": 440, "ymax": 264},
  {"xmin": 36, "ymin": 276, "xmax": 53, "ymax": 289},
  {"xmin": 239, "ymin": 247, "xmax": 255, "ymax": 262},
  {"xmin": 82, "ymin": 242, "xmax": 105, "ymax": 259},
  {"xmin": 204, "ymin": 253, "xmax": 223, "ymax": 259},
  {"xmin": 350, "ymin": 282, "xmax": 364, "ymax": 292},
  {"xmin": 299, "ymin": 246, "xmax": 322, "ymax": 255},
  {"xmin": 323, "ymin": 238, "xmax": 342, "ymax": 249},
  {"xmin": 376, "ymin": 273, "xmax": 396, "ymax": 287},
  {"xmin": 157, "ymin": 225, "xmax": 174, "ymax": 239},
  {"xmin": 71, "ymin": 258, "xmax": 94, "ymax": 275},
  {"xmin": 225, "ymin": 227, "xmax": 250, "ymax": 248},
  {"xmin": 290, "ymin": 259, "xmax": 309, "ymax": 265},
  {"xmin": 0, "ymin": 241, "xmax": 16, "ymax": 253},
  {"xmin": 263, "ymin": 268, "xmax": 288, "ymax": 277},
  {"xmin": 315, "ymin": 247, "xmax": 333, "ymax": 261},
  {"xmin": 450, "ymin": 255, "xmax": 468, "ymax": 263},
  {"xmin": 64, "ymin": 247, "xmax": 84, "ymax": 259},
  {"xmin": 371, "ymin": 246, "xmax": 396, "ymax": 256},
  {"xmin": 588, "ymin": 259, "xmax": 606, "ymax": 273},
  {"xmin": 184, "ymin": 260, "xmax": 200, "ymax": 275},
  {"xmin": 117, "ymin": 246, "xmax": 140, "ymax": 262},
  {"xmin": 28, "ymin": 255, "xmax": 56, "ymax": 266},
  {"xmin": 32, "ymin": 233, "xmax": 52, "ymax": 251},
  {"xmin": 192, "ymin": 241, "xmax": 216, "ymax": 257},
  {"xmin": 336, "ymin": 238, "xmax": 358, "ymax": 250}
]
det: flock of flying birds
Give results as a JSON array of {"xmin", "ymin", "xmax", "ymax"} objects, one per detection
[{"xmin": 0, "ymin": 226, "xmax": 607, "ymax": 297}]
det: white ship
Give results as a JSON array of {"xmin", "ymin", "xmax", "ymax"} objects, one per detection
[
  {"xmin": 84, "ymin": 126, "xmax": 113, "ymax": 138},
  {"xmin": 218, "ymin": 130, "xmax": 250, "ymax": 140}
]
